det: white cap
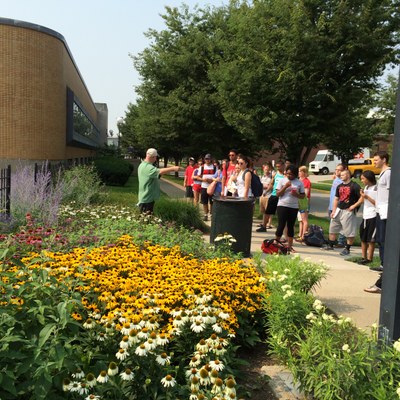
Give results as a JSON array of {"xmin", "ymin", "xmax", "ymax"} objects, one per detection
[{"xmin": 146, "ymin": 148, "xmax": 158, "ymax": 157}]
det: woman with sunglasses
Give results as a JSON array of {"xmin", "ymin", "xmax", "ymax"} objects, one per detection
[
  {"xmin": 275, "ymin": 164, "xmax": 305, "ymax": 252},
  {"xmin": 236, "ymin": 155, "xmax": 253, "ymax": 199}
]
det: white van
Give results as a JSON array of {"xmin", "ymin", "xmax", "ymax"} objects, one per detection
[{"xmin": 308, "ymin": 150, "xmax": 341, "ymax": 175}]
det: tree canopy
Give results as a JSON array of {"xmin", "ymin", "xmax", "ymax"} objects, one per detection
[{"xmin": 120, "ymin": 0, "xmax": 400, "ymax": 164}]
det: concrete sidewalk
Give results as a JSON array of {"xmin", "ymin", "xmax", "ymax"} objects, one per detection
[{"xmin": 160, "ymin": 177, "xmax": 381, "ymax": 330}]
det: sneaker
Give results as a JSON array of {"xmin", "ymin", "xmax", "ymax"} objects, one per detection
[
  {"xmin": 369, "ymin": 265, "xmax": 384, "ymax": 272},
  {"xmin": 256, "ymin": 226, "xmax": 266, "ymax": 232},
  {"xmin": 340, "ymin": 248, "xmax": 350, "ymax": 256},
  {"xmin": 357, "ymin": 258, "xmax": 372, "ymax": 265},
  {"xmin": 364, "ymin": 285, "xmax": 382, "ymax": 294},
  {"xmin": 322, "ymin": 244, "xmax": 334, "ymax": 251}
]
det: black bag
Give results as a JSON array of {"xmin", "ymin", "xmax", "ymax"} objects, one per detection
[
  {"xmin": 245, "ymin": 170, "xmax": 263, "ymax": 197},
  {"xmin": 303, "ymin": 225, "xmax": 326, "ymax": 247}
]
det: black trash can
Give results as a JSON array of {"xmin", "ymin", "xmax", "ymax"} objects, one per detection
[{"xmin": 210, "ymin": 197, "xmax": 255, "ymax": 257}]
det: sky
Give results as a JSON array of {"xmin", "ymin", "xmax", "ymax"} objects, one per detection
[{"xmin": 1, "ymin": 0, "xmax": 227, "ymax": 134}]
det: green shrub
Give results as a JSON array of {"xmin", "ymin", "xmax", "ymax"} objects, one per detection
[
  {"xmin": 62, "ymin": 164, "xmax": 103, "ymax": 205},
  {"xmin": 94, "ymin": 157, "xmax": 133, "ymax": 186},
  {"xmin": 154, "ymin": 198, "xmax": 207, "ymax": 231}
]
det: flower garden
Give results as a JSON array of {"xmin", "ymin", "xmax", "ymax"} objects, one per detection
[{"xmin": 2, "ymin": 165, "xmax": 400, "ymax": 400}]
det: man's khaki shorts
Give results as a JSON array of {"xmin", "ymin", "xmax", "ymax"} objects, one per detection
[{"xmin": 329, "ymin": 209, "xmax": 357, "ymax": 237}]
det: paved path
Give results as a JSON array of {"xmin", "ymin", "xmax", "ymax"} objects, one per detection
[{"xmin": 160, "ymin": 177, "xmax": 381, "ymax": 330}]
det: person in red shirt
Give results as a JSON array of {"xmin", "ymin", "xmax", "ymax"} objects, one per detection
[
  {"xmin": 183, "ymin": 157, "xmax": 196, "ymax": 203},
  {"xmin": 221, "ymin": 149, "xmax": 238, "ymax": 196}
]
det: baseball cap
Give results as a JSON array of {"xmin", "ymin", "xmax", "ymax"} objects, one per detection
[
  {"xmin": 204, "ymin": 153, "xmax": 211, "ymax": 159},
  {"xmin": 146, "ymin": 148, "xmax": 158, "ymax": 157},
  {"xmin": 189, "ymin": 157, "xmax": 195, "ymax": 161}
]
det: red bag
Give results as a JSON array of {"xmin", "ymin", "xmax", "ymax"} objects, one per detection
[{"xmin": 261, "ymin": 239, "xmax": 289, "ymax": 255}]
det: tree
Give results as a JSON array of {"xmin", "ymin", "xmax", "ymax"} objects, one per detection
[
  {"xmin": 209, "ymin": 0, "xmax": 400, "ymax": 164},
  {"xmin": 127, "ymin": 5, "xmax": 255, "ymax": 163}
]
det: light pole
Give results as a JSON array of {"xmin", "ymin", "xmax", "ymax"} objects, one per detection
[{"xmin": 116, "ymin": 117, "xmax": 124, "ymax": 151}]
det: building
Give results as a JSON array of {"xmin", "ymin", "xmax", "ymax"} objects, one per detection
[{"xmin": 0, "ymin": 17, "xmax": 108, "ymax": 169}]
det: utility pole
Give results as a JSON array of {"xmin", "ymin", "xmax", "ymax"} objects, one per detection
[{"xmin": 379, "ymin": 69, "xmax": 400, "ymax": 343}]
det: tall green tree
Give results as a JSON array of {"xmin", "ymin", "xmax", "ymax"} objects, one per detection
[
  {"xmin": 127, "ymin": 5, "xmax": 255, "ymax": 163},
  {"xmin": 210, "ymin": 0, "xmax": 400, "ymax": 164}
]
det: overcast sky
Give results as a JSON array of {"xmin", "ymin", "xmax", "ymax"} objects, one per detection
[{"xmin": 1, "ymin": 0, "xmax": 227, "ymax": 134}]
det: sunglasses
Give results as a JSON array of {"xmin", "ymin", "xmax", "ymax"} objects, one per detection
[{"xmin": 229, "ymin": 154, "xmax": 236, "ymax": 157}]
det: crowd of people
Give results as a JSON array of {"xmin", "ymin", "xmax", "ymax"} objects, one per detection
[{"xmin": 138, "ymin": 147, "xmax": 391, "ymax": 294}]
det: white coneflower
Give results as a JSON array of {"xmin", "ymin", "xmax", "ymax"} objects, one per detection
[
  {"xmin": 224, "ymin": 377, "xmax": 236, "ymax": 396},
  {"xmin": 78, "ymin": 383, "xmax": 89, "ymax": 395},
  {"xmin": 171, "ymin": 308, "xmax": 183, "ymax": 317},
  {"xmin": 85, "ymin": 394, "xmax": 101, "ymax": 400},
  {"xmin": 138, "ymin": 328, "xmax": 150, "ymax": 340},
  {"xmin": 145, "ymin": 317, "xmax": 159, "ymax": 330},
  {"xmin": 196, "ymin": 339, "xmax": 209, "ymax": 353},
  {"xmin": 96, "ymin": 332, "xmax": 107, "ymax": 341},
  {"xmin": 210, "ymin": 368, "xmax": 219, "ymax": 384},
  {"xmin": 156, "ymin": 352, "xmax": 171, "ymax": 366},
  {"xmin": 199, "ymin": 368, "xmax": 211, "ymax": 386},
  {"xmin": 189, "ymin": 354, "xmax": 202, "ymax": 367},
  {"xmin": 173, "ymin": 315, "xmax": 186, "ymax": 327},
  {"xmin": 144, "ymin": 338, "xmax": 157, "ymax": 351},
  {"xmin": 96, "ymin": 370, "xmax": 108, "ymax": 383},
  {"xmin": 206, "ymin": 333, "xmax": 219, "ymax": 346},
  {"xmin": 107, "ymin": 362, "xmax": 119, "ymax": 376},
  {"xmin": 121, "ymin": 322, "xmax": 133, "ymax": 336},
  {"xmin": 169, "ymin": 327, "xmax": 182, "ymax": 336},
  {"xmin": 394, "ymin": 340, "xmax": 400, "ymax": 353},
  {"xmin": 83, "ymin": 319, "xmax": 96, "ymax": 329},
  {"xmin": 62, "ymin": 378, "xmax": 72, "ymax": 392},
  {"xmin": 160, "ymin": 374, "xmax": 176, "ymax": 388},
  {"xmin": 211, "ymin": 323, "xmax": 223, "ymax": 333},
  {"xmin": 211, "ymin": 377, "xmax": 224, "ymax": 395},
  {"xmin": 209, "ymin": 359, "xmax": 225, "ymax": 371},
  {"xmin": 218, "ymin": 312, "xmax": 230, "ymax": 320},
  {"xmin": 191, "ymin": 320, "xmax": 206, "ymax": 333},
  {"xmin": 186, "ymin": 368, "xmax": 200, "ymax": 378},
  {"xmin": 72, "ymin": 369, "xmax": 85, "ymax": 379},
  {"xmin": 86, "ymin": 373, "xmax": 96, "ymax": 388},
  {"xmin": 135, "ymin": 343, "xmax": 148, "ymax": 356},
  {"xmin": 128, "ymin": 329, "xmax": 140, "ymax": 344},
  {"xmin": 190, "ymin": 376, "xmax": 200, "ymax": 392},
  {"xmin": 156, "ymin": 333, "xmax": 169, "ymax": 346},
  {"xmin": 119, "ymin": 336, "xmax": 130, "ymax": 349},
  {"xmin": 69, "ymin": 381, "xmax": 80, "ymax": 392},
  {"xmin": 120, "ymin": 368, "xmax": 134, "ymax": 381},
  {"xmin": 116, "ymin": 348, "xmax": 129, "ymax": 361},
  {"xmin": 214, "ymin": 344, "xmax": 227, "ymax": 356}
]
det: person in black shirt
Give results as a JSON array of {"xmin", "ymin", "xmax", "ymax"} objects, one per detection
[{"xmin": 323, "ymin": 169, "xmax": 361, "ymax": 256}]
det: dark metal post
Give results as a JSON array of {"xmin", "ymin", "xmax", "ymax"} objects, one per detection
[
  {"xmin": 6, "ymin": 165, "xmax": 11, "ymax": 216},
  {"xmin": 379, "ymin": 69, "xmax": 400, "ymax": 343}
]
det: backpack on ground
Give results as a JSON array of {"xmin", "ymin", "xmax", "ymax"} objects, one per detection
[
  {"xmin": 261, "ymin": 239, "xmax": 289, "ymax": 255},
  {"xmin": 245, "ymin": 169, "xmax": 263, "ymax": 197},
  {"xmin": 303, "ymin": 225, "xmax": 326, "ymax": 247}
]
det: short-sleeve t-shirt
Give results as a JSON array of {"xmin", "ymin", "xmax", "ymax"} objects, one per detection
[
  {"xmin": 376, "ymin": 168, "xmax": 391, "ymax": 219},
  {"xmin": 363, "ymin": 185, "xmax": 377, "ymax": 220},
  {"xmin": 138, "ymin": 161, "xmax": 160, "ymax": 204},
  {"xmin": 335, "ymin": 181, "xmax": 361, "ymax": 210},
  {"xmin": 276, "ymin": 177, "xmax": 305, "ymax": 208}
]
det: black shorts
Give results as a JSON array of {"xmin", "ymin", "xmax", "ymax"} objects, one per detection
[
  {"xmin": 185, "ymin": 186, "xmax": 194, "ymax": 198},
  {"xmin": 200, "ymin": 188, "xmax": 213, "ymax": 205},
  {"xmin": 265, "ymin": 195, "xmax": 279, "ymax": 215},
  {"xmin": 359, "ymin": 217, "xmax": 376, "ymax": 243}
]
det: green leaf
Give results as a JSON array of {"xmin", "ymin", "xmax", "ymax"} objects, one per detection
[
  {"xmin": 0, "ymin": 373, "xmax": 17, "ymax": 396},
  {"xmin": 38, "ymin": 323, "xmax": 56, "ymax": 348}
]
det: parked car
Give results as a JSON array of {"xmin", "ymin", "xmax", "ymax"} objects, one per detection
[{"xmin": 347, "ymin": 158, "xmax": 381, "ymax": 179}]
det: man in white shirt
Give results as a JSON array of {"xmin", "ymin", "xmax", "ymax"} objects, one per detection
[{"xmin": 365, "ymin": 151, "xmax": 391, "ymax": 294}]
